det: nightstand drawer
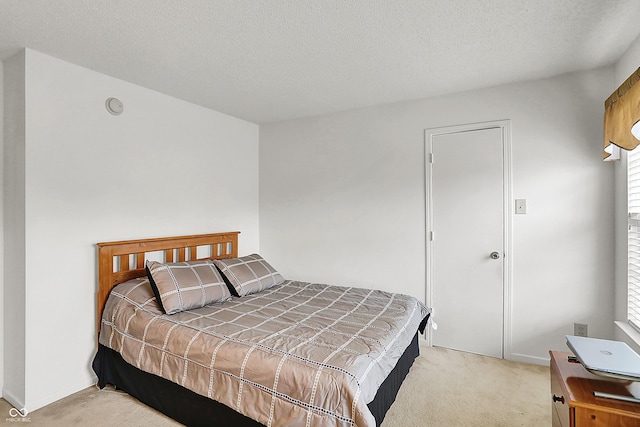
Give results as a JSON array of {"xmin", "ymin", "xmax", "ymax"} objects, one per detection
[{"xmin": 574, "ymin": 407, "xmax": 639, "ymax": 427}]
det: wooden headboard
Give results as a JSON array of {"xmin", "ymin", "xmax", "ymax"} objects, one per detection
[{"xmin": 96, "ymin": 231, "xmax": 240, "ymax": 338}]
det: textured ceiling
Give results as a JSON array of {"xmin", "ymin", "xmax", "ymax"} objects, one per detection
[{"xmin": 1, "ymin": 1, "xmax": 640, "ymax": 123}]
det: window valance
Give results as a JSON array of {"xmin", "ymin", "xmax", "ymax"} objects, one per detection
[{"xmin": 604, "ymin": 67, "xmax": 640, "ymax": 161}]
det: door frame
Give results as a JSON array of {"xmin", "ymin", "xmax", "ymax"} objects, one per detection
[{"xmin": 424, "ymin": 119, "xmax": 513, "ymax": 359}]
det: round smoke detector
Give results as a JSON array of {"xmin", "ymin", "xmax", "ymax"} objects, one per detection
[{"xmin": 105, "ymin": 97, "xmax": 124, "ymax": 115}]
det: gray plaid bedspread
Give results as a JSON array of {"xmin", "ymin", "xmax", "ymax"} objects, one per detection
[{"xmin": 100, "ymin": 278, "xmax": 430, "ymax": 427}]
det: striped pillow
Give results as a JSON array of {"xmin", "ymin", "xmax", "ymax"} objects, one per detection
[
  {"xmin": 146, "ymin": 259, "xmax": 230, "ymax": 314},
  {"xmin": 213, "ymin": 254, "xmax": 284, "ymax": 297}
]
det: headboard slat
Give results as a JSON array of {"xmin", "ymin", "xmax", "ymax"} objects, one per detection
[
  {"xmin": 136, "ymin": 252, "xmax": 145, "ymax": 269},
  {"xmin": 120, "ymin": 254, "xmax": 130, "ymax": 272},
  {"xmin": 96, "ymin": 231, "xmax": 240, "ymax": 343}
]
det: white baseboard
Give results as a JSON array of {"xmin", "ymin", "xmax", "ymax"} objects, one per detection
[
  {"xmin": 1, "ymin": 388, "xmax": 24, "ymax": 411},
  {"xmin": 421, "ymin": 343, "xmax": 551, "ymax": 367},
  {"xmin": 508, "ymin": 352, "xmax": 550, "ymax": 366},
  {"xmin": 25, "ymin": 376, "xmax": 96, "ymax": 412}
]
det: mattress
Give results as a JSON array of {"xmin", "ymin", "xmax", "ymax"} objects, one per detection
[{"xmin": 99, "ymin": 277, "xmax": 430, "ymax": 427}]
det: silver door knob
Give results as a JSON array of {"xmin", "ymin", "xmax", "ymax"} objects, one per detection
[{"xmin": 490, "ymin": 251, "xmax": 501, "ymax": 260}]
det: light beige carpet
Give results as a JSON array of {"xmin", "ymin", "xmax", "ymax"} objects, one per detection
[{"xmin": 0, "ymin": 345, "xmax": 550, "ymax": 426}]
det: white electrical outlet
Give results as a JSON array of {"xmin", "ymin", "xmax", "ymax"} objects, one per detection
[
  {"xmin": 515, "ymin": 199, "xmax": 527, "ymax": 214},
  {"xmin": 574, "ymin": 323, "xmax": 588, "ymax": 337}
]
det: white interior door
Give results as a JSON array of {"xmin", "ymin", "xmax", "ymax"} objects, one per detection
[{"xmin": 426, "ymin": 123, "xmax": 510, "ymax": 358}]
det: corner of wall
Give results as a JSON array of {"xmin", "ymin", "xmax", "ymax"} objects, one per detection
[{"xmin": 2, "ymin": 49, "xmax": 26, "ymax": 408}]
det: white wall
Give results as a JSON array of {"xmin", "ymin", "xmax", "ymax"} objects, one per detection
[
  {"xmin": 260, "ymin": 67, "xmax": 615, "ymax": 364},
  {"xmin": 613, "ymin": 33, "xmax": 640, "ymax": 351},
  {"xmin": 3, "ymin": 49, "xmax": 260, "ymax": 411}
]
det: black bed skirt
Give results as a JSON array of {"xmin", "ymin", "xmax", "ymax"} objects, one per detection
[{"xmin": 92, "ymin": 333, "xmax": 420, "ymax": 427}]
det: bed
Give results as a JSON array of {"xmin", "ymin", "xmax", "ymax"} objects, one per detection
[{"xmin": 92, "ymin": 232, "xmax": 430, "ymax": 427}]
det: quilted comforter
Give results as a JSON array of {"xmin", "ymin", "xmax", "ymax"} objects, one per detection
[{"xmin": 99, "ymin": 278, "xmax": 430, "ymax": 427}]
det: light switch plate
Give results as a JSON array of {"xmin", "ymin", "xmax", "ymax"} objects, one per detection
[{"xmin": 515, "ymin": 199, "xmax": 527, "ymax": 214}]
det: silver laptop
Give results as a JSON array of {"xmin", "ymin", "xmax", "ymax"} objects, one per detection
[{"xmin": 565, "ymin": 335, "xmax": 640, "ymax": 380}]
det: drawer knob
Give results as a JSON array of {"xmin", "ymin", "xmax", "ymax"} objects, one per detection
[{"xmin": 553, "ymin": 394, "xmax": 565, "ymax": 404}]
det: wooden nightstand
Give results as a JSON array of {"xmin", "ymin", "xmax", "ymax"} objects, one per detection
[{"xmin": 549, "ymin": 350, "xmax": 640, "ymax": 426}]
